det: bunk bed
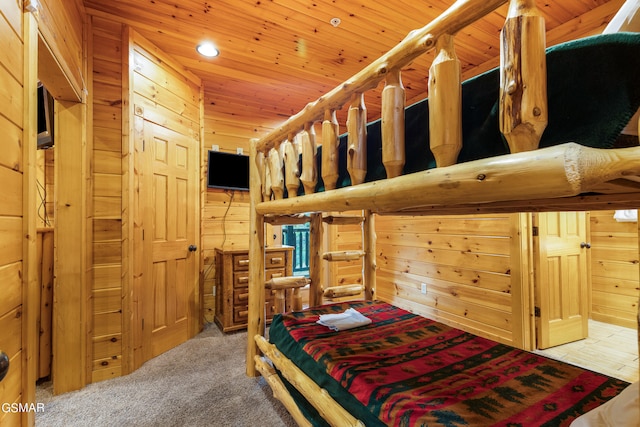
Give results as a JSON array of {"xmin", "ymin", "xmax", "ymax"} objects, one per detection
[{"xmin": 245, "ymin": 0, "xmax": 640, "ymax": 425}]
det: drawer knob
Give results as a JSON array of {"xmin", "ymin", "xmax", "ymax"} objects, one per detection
[{"xmin": 0, "ymin": 351, "xmax": 9, "ymax": 382}]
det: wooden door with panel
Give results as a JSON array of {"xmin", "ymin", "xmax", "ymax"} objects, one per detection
[
  {"xmin": 140, "ymin": 119, "xmax": 199, "ymax": 363},
  {"xmin": 534, "ymin": 212, "xmax": 590, "ymax": 349}
]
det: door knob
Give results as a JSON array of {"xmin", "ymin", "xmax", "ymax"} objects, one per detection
[
  {"xmin": 188, "ymin": 244, "xmax": 197, "ymax": 252},
  {"xmin": 0, "ymin": 351, "xmax": 9, "ymax": 382},
  {"xmin": 580, "ymin": 242, "xmax": 591, "ymax": 249}
]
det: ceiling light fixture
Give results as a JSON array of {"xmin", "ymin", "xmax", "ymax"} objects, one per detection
[{"xmin": 196, "ymin": 42, "xmax": 219, "ymax": 58}]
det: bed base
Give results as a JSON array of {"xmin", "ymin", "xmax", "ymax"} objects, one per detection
[
  {"xmin": 253, "ymin": 142, "xmax": 640, "ymax": 217},
  {"xmin": 255, "ymin": 335, "xmax": 364, "ymax": 427}
]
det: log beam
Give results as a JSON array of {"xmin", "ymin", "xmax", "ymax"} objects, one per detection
[{"xmin": 255, "ymin": 144, "xmax": 640, "ymax": 216}]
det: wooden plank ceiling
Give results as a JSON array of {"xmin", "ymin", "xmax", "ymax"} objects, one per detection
[{"xmin": 83, "ymin": 0, "xmax": 623, "ymax": 133}]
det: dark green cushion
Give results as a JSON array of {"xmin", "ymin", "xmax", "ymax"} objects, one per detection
[{"xmin": 306, "ymin": 32, "xmax": 640, "ymax": 192}]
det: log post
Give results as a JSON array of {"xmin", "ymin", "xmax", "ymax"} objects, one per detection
[
  {"xmin": 282, "ymin": 135, "xmax": 300, "ymax": 198},
  {"xmin": 321, "ymin": 109, "xmax": 340, "ymax": 190},
  {"xmin": 247, "ymin": 139, "xmax": 266, "ymax": 377},
  {"xmin": 429, "ymin": 34, "xmax": 462, "ymax": 167},
  {"xmin": 381, "ymin": 69, "xmax": 406, "ymax": 178},
  {"xmin": 300, "ymin": 122, "xmax": 318, "ymax": 194},
  {"xmin": 263, "ymin": 159, "xmax": 272, "ymax": 202},
  {"xmin": 500, "ymin": 0, "xmax": 547, "ymax": 153},
  {"xmin": 363, "ymin": 209, "xmax": 376, "ymax": 301},
  {"xmin": 308, "ymin": 213, "xmax": 324, "ymax": 307},
  {"xmin": 268, "ymin": 147, "xmax": 284, "ymax": 200},
  {"xmin": 347, "ymin": 93, "xmax": 367, "ymax": 185},
  {"xmin": 255, "ymin": 150, "xmax": 268, "ymax": 201}
]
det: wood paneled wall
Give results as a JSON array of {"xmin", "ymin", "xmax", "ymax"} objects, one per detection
[
  {"xmin": 201, "ymin": 97, "xmax": 275, "ymax": 322},
  {"xmin": 0, "ymin": 2, "xmax": 27, "ymax": 423},
  {"xmin": 89, "ymin": 15, "xmax": 125, "ymax": 383},
  {"xmin": 375, "ymin": 214, "xmax": 524, "ymax": 347},
  {"xmin": 590, "ymin": 210, "xmax": 639, "ymax": 328},
  {"xmin": 38, "ymin": 0, "xmax": 85, "ymax": 100},
  {"xmin": 202, "ymin": 190, "xmax": 251, "ymax": 322}
]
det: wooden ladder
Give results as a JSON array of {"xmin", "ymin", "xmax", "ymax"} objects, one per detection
[
  {"xmin": 262, "ymin": 210, "xmax": 376, "ymax": 312},
  {"xmin": 307, "ymin": 210, "xmax": 376, "ymax": 307},
  {"xmin": 321, "ymin": 213, "xmax": 367, "ymax": 301}
]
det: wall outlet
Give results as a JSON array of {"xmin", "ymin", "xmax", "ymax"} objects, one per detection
[
  {"xmin": 212, "ymin": 286, "xmax": 216, "ymax": 296},
  {"xmin": 211, "ymin": 144, "xmax": 219, "ymax": 152},
  {"xmin": 420, "ymin": 283, "xmax": 427, "ymax": 294},
  {"xmin": 236, "ymin": 147, "xmax": 244, "ymax": 155}
]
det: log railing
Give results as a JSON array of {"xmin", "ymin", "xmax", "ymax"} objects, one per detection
[{"xmin": 252, "ymin": 0, "xmax": 548, "ymax": 204}]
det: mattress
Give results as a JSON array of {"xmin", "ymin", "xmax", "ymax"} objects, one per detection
[{"xmin": 269, "ymin": 301, "xmax": 630, "ymax": 426}]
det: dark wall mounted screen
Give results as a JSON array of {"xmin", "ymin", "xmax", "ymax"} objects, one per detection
[{"xmin": 207, "ymin": 150, "xmax": 250, "ymax": 191}]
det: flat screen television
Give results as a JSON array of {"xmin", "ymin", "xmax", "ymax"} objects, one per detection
[
  {"xmin": 37, "ymin": 83, "xmax": 54, "ymax": 149},
  {"xmin": 207, "ymin": 150, "xmax": 250, "ymax": 191}
]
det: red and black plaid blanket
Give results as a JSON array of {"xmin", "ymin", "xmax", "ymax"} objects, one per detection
[{"xmin": 269, "ymin": 301, "xmax": 630, "ymax": 427}]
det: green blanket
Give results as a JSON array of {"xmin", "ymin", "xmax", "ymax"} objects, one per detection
[{"xmin": 307, "ymin": 32, "xmax": 640, "ymax": 192}]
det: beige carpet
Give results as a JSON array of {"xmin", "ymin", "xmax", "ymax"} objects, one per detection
[{"xmin": 36, "ymin": 323, "xmax": 297, "ymax": 426}]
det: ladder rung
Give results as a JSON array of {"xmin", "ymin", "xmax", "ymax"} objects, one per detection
[
  {"xmin": 322, "ymin": 250, "xmax": 365, "ymax": 262},
  {"xmin": 265, "ymin": 276, "xmax": 310, "ymax": 290},
  {"xmin": 324, "ymin": 284, "xmax": 363, "ymax": 298},
  {"xmin": 264, "ymin": 214, "xmax": 311, "ymax": 226},
  {"xmin": 322, "ymin": 215, "xmax": 364, "ymax": 225}
]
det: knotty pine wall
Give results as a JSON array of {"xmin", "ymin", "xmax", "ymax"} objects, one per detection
[
  {"xmin": 201, "ymin": 91, "xmax": 279, "ymax": 322},
  {"xmin": 37, "ymin": 0, "xmax": 85, "ymax": 101},
  {"xmin": 202, "ymin": 190, "xmax": 251, "ymax": 323},
  {"xmin": 89, "ymin": 16, "xmax": 125, "ymax": 383},
  {"xmin": 375, "ymin": 214, "xmax": 524, "ymax": 348},
  {"xmin": 0, "ymin": 1, "xmax": 28, "ymax": 424},
  {"xmin": 590, "ymin": 210, "xmax": 639, "ymax": 328}
]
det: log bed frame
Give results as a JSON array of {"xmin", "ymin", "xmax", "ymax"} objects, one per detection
[{"xmin": 246, "ymin": 0, "xmax": 640, "ymax": 425}]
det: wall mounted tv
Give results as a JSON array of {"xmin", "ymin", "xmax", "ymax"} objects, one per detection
[
  {"xmin": 207, "ymin": 150, "xmax": 250, "ymax": 191},
  {"xmin": 37, "ymin": 83, "xmax": 54, "ymax": 149}
]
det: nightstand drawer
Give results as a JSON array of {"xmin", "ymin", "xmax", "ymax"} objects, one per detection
[
  {"xmin": 265, "ymin": 251, "xmax": 286, "ymax": 268},
  {"xmin": 233, "ymin": 253, "xmax": 250, "ymax": 271},
  {"xmin": 233, "ymin": 306, "xmax": 249, "ymax": 324},
  {"xmin": 233, "ymin": 288, "xmax": 249, "ymax": 305},
  {"xmin": 265, "ymin": 268, "xmax": 285, "ymax": 281},
  {"xmin": 233, "ymin": 272, "xmax": 249, "ymax": 288}
]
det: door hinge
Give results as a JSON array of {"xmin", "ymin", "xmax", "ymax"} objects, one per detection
[
  {"xmin": 534, "ymin": 306, "xmax": 541, "ymax": 317},
  {"xmin": 532, "ymin": 226, "xmax": 539, "ymax": 237}
]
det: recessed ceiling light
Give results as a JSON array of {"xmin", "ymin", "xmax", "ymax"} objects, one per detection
[{"xmin": 196, "ymin": 42, "xmax": 219, "ymax": 58}]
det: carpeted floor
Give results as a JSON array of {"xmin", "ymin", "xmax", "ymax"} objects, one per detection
[{"xmin": 36, "ymin": 323, "xmax": 297, "ymax": 427}]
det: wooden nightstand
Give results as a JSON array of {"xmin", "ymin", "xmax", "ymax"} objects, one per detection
[{"xmin": 214, "ymin": 246, "xmax": 293, "ymax": 332}]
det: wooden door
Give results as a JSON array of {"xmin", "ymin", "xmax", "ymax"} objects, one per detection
[
  {"xmin": 140, "ymin": 119, "xmax": 199, "ymax": 362},
  {"xmin": 534, "ymin": 212, "xmax": 590, "ymax": 349}
]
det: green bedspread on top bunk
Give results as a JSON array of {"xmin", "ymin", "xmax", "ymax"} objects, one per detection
[{"xmin": 307, "ymin": 32, "xmax": 640, "ymax": 193}]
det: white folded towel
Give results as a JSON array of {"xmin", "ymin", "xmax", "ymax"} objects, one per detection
[{"xmin": 316, "ymin": 308, "xmax": 372, "ymax": 331}]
